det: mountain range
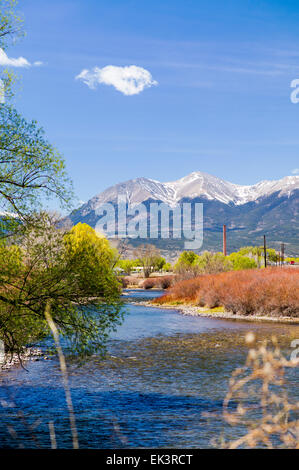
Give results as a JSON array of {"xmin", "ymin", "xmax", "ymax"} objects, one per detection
[{"xmin": 66, "ymin": 172, "xmax": 299, "ymax": 257}]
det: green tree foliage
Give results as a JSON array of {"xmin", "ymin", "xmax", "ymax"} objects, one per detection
[
  {"xmin": 238, "ymin": 246, "xmax": 264, "ymax": 267},
  {"xmin": 197, "ymin": 251, "xmax": 232, "ymax": 274},
  {"xmin": 162, "ymin": 262, "xmax": 172, "ymax": 272},
  {"xmin": 0, "ymin": 1, "xmax": 71, "ymax": 237},
  {"xmin": 174, "ymin": 251, "xmax": 198, "ymax": 270},
  {"xmin": 175, "ymin": 248, "xmax": 259, "ymax": 278},
  {"xmin": 175, "ymin": 250, "xmax": 231, "ymax": 276},
  {"xmin": 0, "ymin": 105, "xmax": 72, "ymax": 235},
  {"xmin": 267, "ymin": 249, "xmax": 279, "ymax": 264},
  {"xmin": 0, "ymin": 0, "xmax": 23, "ymax": 49},
  {"xmin": 154, "ymin": 256, "xmax": 166, "ymax": 272},
  {"xmin": 0, "ymin": 218, "xmax": 122, "ymax": 357},
  {"xmin": 118, "ymin": 255, "xmax": 166, "ymax": 275},
  {"xmin": 239, "ymin": 246, "xmax": 281, "ymax": 266},
  {"xmin": 116, "ymin": 259, "xmax": 139, "ymax": 275},
  {"xmin": 227, "ymin": 252, "xmax": 257, "ymax": 270},
  {"xmin": 0, "ymin": 0, "xmax": 24, "ymax": 99},
  {"xmin": 178, "ymin": 251, "xmax": 198, "ymax": 266},
  {"xmin": 0, "ymin": 2, "xmax": 123, "ymax": 359},
  {"xmin": 174, "ymin": 251, "xmax": 199, "ymax": 278}
]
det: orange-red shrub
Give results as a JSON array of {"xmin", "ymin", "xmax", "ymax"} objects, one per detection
[
  {"xmin": 142, "ymin": 278, "xmax": 156, "ymax": 289},
  {"xmin": 159, "ymin": 276, "xmax": 174, "ymax": 289},
  {"xmin": 154, "ymin": 268, "xmax": 299, "ymax": 317},
  {"xmin": 141, "ymin": 275, "xmax": 175, "ymax": 290}
]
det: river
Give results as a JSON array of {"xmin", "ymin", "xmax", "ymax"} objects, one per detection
[{"xmin": 0, "ymin": 289, "xmax": 298, "ymax": 448}]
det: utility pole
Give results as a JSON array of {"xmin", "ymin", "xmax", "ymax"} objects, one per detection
[
  {"xmin": 281, "ymin": 243, "xmax": 285, "ymax": 266},
  {"xmin": 223, "ymin": 224, "xmax": 227, "ymax": 256},
  {"xmin": 263, "ymin": 235, "xmax": 267, "ymax": 268}
]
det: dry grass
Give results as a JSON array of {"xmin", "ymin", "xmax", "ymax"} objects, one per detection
[
  {"xmin": 221, "ymin": 333, "xmax": 299, "ymax": 448},
  {"xmin": 154, "ymin": 268, "xmax": 299, "ymax": 317}
]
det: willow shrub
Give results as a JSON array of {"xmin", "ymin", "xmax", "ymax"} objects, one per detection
[
  {"xmin": 0, "ymin": 218, "xmax": 123, "ymax": 358},
  {"xmin": 155, "ymin": 268, "xmax": 299, "ymax": 316}
]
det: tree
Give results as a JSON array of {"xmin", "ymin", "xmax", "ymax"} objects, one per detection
[
  {"xmin": 174, "ymin": 251, "xmax": 200, "ymax": 278},
  {"xmin": 0, "ymin": 0, "xmax": 23, "ymax": 100},
  {"xmin": 0, "ymin": 1, "xmax": 23, "ymax": 50},
  {"xmin": 154, "ymin": 256, "xmax": 166, "ymax": 272},
  {"xmin": 0, "ymin": 218, "xmax": 122, "ymax": 357},
  {"xmin": 228, "ymin": 252, "xmax": 257, "ymax": 270},
  {"xmin": 162, "ymin": 262, "xmax": 172, "ymax": 272},
  {"xmin": 238, "ymin": 246, "xmax": 281, "ymax": 267},
  {"xmin": 134, "ymin": 244, "xmax": 161, "ymax": 278},
  {"xmin": 238, "ymin": 246, "xmax": 264, "ymax": 267},
  {"xmin": 196, "ymin": 251, "xmax": 232, "ymax": 274},
  {"xmin": 267, "ymin": 248, "xmax": 279, "ymax": 265},
  {"xmin": 175, "ymin": 251, "xmax": 232, "ymax": 276},
  {"xmin": 0, "ymin": 1, "xmax": 72, "ymax": 237},
  {"xmin": 0, "ymin": 2, "xmax": 123, "ymax": 360},
  {"xmin": 117, "ymin": 259, "xmax": 139, "ymax": 275},
  {"xmin": 0, "ymin": 105, "xmax": 72, "ymax": 235},
  {"xmin": 117, "ymin": 259, "xmax": 133, "ymax": 275},
  {"xmin": 175, "ymin": 251, "xmax": 199, "ymax": 268}
]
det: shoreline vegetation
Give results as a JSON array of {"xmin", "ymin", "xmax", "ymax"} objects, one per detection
[{"xmin": 123, "ymin": 266, "xmax": 299, "ymax": 323}]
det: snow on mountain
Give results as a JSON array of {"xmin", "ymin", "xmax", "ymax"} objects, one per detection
[
  {"xmin": 79, "ymin": 172, "xmax": 299, "ymax": 213},
  {"xmin": 235, "ymin": 175, "xmax": 299, "ymax": 203}
]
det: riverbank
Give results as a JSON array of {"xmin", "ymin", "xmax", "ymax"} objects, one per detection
[
  {"xmin": 0, "ymin": 347, "xmax": 48, "ymax": 371},
  {"xmin": 127, "ymin": 298, "xmax": 299, "ymax": 324},
  {"xmin": 152, "ymin": 268, "xmax": 299, "ymax": 320}
]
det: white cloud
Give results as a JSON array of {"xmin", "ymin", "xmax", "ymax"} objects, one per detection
[
  {"xmin": 76, "ymin": 65, "xmax": 158, "ymax": 95},
  {"xmin": 292, "ymin": 168, "xmax": 299, "ymax": 175},
  {"xmin": 0, "ymin": 48, "xmax": 43, "ymax": 68}
]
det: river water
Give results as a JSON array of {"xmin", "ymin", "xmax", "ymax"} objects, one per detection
[{"xmin": 0, "ymin": 289, "xmax": 298, "ymax": 448}]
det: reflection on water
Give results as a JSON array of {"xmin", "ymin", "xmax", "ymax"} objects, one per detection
[{"xmin": 0, "ymin": 290, "xmax": 298, "ymax": 448}]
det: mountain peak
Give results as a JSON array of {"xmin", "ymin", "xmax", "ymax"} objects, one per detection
[{"xmin": 79, "ymin": 172, "xmax": 299, "ymax": 211}]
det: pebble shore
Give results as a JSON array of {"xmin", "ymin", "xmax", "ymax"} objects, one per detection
[
  {"xmin": 0, "ymin": 348, "xmax": 49, "ymax": 371},
  {"xmin": 128, "ymin": 298, "xmax": 299, "ymax": 324}
]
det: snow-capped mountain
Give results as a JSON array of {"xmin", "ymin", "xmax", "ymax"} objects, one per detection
[
  {"xmin": 79, "ymin": 171, "xmax": 299, "ymax": 212},
  {"xmin": 167, "ymin": 173, "xmax": 299, "ymax": 205},
  {"xmin": 67, "ymin": 172, "xmax": 299, "ymax": 255}
]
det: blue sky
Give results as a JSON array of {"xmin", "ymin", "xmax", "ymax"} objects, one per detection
[{"xmin": 5, "ymin": 0, "xmax": 299, "ymax": 206}]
